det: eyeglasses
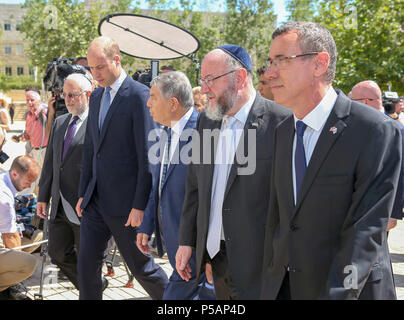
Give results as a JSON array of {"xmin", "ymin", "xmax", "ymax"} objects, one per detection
[
  {"xmin": 351, "ymin": 98, "xmax": 379, "ymax": 103},
  {"xmin": 198, "ymin": 70, "xmax": 237, "ymax": 88},
  {"xmin": 265, "ymin": 52, "xmax": 319, "ymax": 70},
  {"xmin": 60, "ymin": 91, "xmax": 86, "ymax": 99}
]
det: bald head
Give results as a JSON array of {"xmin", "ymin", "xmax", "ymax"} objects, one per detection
[{"xmin": 349, "ymin": 80, "xmax": 383, "ymax": 111}]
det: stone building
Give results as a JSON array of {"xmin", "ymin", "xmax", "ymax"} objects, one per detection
[{"xmin": 0, "ymin": 4, "xmax": 32, "ymax": 77}]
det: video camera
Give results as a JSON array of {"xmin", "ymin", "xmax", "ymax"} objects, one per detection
[
  {"xmin": 382, "ymin": 91, "xmax": 400, "ymax": 114},
  {"xmin": 43, "ymin": 58, "xmax": 88, "ymax": 117},
  {"xmin": 15, "ymin": 194, "xmax": 39, "ymax": 239}
]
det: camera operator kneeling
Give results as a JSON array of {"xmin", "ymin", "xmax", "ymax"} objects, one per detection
[{"xmin": 0, "ymin": 155, "xmax": 42, "ymax": 300}]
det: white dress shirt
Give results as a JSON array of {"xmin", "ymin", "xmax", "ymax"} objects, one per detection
[
  {"xmin": 208, "ymin": 91, "xmax": 256, "ymax": 249},
  {"xmin": 158, "ymin": 107, "xmax": 194, "ymax": 196},
  {"xmin": 292, "ymin": 86, "xmax": 338, "ymax": 203},
  {"xmin": 0, "ymin": 171, "xmax": 18, "ymax": 234}
]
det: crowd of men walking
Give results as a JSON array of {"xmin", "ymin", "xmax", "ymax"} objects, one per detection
[{"xmin": 0, "ymin": 21, "xmax": 403, "ymax": 300}]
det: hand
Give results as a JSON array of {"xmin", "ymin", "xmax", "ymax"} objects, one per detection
[
  {"xmin": 48, "ymin": 96, "xmax": 56, "ymax": 116},
  {"xmin": 205, "ymin": 263, "xmax": 213, "ymax": 284},
  {"xmin": 36, "ymin": 202, "xmax": 48, "ymax": 219},
  {"xmin": 136, "ymin": 233, "xmax": 150, "ymax": 255},
  {"xmin": 176, "ymin": 245, "xmax": 193, "ymax": 282},
  {"xmin": 387, "ymin": 218, "xmax": 398, "ymax": 231},
  {"xmin": 125, "ymin": 208, "xmax": 144, "ymax": 227},
  {"xmin": 75, "ymin": 197, "xmax": 83, "ymax": 217}
]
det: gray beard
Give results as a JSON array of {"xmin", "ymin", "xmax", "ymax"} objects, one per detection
[
  {"xmin": 205, "ymin": 102, "xmax": 232, "ymax": 121},
  {"xmin": 205, "ymin": 88, "xmax": 237, "ymax": 121}
]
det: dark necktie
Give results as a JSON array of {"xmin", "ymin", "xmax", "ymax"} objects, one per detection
[
  {"xmin": 295, "ymin": 120, "xmax": 307, "ymax": 197},
  {"xmin": 160, "ymin": 127, "xmax": 172, "ymax": 193},
  {"xmin": 62, "ymin": 115, "xmax": 79, "ymax": 161}
]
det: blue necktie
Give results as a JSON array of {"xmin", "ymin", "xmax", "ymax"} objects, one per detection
[
  {"xmin": 99, "ymin": 87, "xmax": 111, "ymax": 130},
  {"xmin": 62, "ymin": 115, "xmax": 79, "ymax": 161},
  {"xmin": 160, "ymin": 127, "xmax": 172, "ymax": 193},
  {"xmin": 295, "ymin": 120, "xmax": 307, "ymax": 197}
]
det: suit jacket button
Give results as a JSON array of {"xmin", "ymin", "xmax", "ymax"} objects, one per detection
[
  {"xmin": 97, "ymin": 153, "xmax": 100, "ymax": 158},
  {"xmin": 290, "ymin": 224, "xmax": 298, "ymax": 231},
  {"xmin": 60, "ymin": 166, "xmax": 63, "ymax": 171}
]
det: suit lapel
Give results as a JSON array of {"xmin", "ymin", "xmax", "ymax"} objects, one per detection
[
  {"xmin": 90, "ymin": 88, "xmax": 103, "ymax": 145},
  {"xmin": 161, "ymin": 109, "xmax": 198, "ymax": 191},
  {"xmin": 224, "ymin": 95, "xmax": 265, "ymax": 200},
  {"xmin": 98, "ymin": 76, "xmax": 130, "ymax": 146},
  {"xmin": 293, "ymin": 92, "xmax": 350, "ymax": 218},
  {"xmin": 280, "ymin": 116, "xmax": 296, "ymax": 214}
]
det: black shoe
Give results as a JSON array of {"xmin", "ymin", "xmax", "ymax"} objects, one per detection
[
  {"xmin": 102, "ymin": 277, "xmax": 109, "ymax": 292},
  {"xmin": 8, "ymin": 284, "xmax": 32, "ymax": 300}
]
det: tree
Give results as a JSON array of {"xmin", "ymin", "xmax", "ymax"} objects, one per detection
[
  {"xmin": 285, "ymin": 0, "xmax": 317, "ymax": 21},
  {"xmin": 19, "ymin": 0, "xmax": 140, "ymax": 73},
  {"xmin": 223, "ymin": 0, "xmax": 276, "ymax": 73},
  {"xmin": 314, "ymin": 0, "xmax": 403, "ymax": 94}
]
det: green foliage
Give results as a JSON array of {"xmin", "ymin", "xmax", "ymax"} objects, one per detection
[
  {"xmin": 285, "ymin": 0, "xmax": 317, "ymax": 21},
  {"xmin": 0, "ymin": 75, "xmax": 42, "ymax": 91},
  {"xmin": 224, "ymin": 0, "xmax": 276, "ymax": 73},
  {"xmin": 18, "ymin": 0, "xmax": 277, "ymax": 87}
]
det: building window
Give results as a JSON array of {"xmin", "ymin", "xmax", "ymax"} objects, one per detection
[
  {"xmin": 5, "ymin": 67, "xmax": 12, "ymax": 75},
  {"xmin": 5, "ymin": 45, "xmax": 11, "ymax": 54},
  {"xmin": 4, "ymin": 22, "xmax": 11, "ymax": 31},
  {"xmin": 29, "ymin": 69, "xmax": 34, "ymax": 75},
  {"xmin": 16, "ymin": 44, "xmax": 23, "ymax": 55},
  {"xmin": 16, "ymin": 22, "xmax": 22, "ymax": 31},
  {"xmin": 17, "ymin": 67, "xmax": 24, "ymax": 75}
]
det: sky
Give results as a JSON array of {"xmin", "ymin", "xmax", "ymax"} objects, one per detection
[{"xmin": 0, "ymin": 0, "xmax": 289, "ymax": 24}]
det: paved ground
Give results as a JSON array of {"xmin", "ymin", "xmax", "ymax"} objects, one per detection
[{"xmin": 3, "ymin": 121, "xmax": 404, "ymax": 300}]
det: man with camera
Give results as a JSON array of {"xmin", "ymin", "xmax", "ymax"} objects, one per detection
[
  {"xmin": 13, "ymin": 86, "xmax": 49, "ymax": 194},
  {"xmin": 0, "ymin": 155, "xmax": 41, "ymax": 300},
  {"xmin": 36, "ymin": 73, "xmax": 96, "ymax": 291},
  {"xmin": 349, "ymin": 80, "xmax": 404, "ymax": 228}
]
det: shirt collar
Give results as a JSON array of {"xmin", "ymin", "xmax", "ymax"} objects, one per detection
[
  {"xmin": 75, "ymin": 108, "xmax": 89, "ymax": 123},
  {"xmin": 294, "ymin": 86, "xmax": 337, "ymax": 131},
  {"xmin": 109, "ymin": 70, "xmax": 127, "ymax": 93},
  {"xmin": 4, "ymin": 172, "xmax": 18, "ymax": 197},
  {"xmin": 171, "ymin": 107, "xmax": 194, "ymax": 136},
  {"xmin": 225, "ymin": 90, "xmax": 256, "ymax": 126}
]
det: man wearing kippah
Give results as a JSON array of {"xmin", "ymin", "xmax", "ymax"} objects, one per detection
[{"xmin": 176, "ymin": 44, "xmax": 291, "ymax": 299}]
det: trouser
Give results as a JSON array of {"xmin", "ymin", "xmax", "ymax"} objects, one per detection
[
  {"xmin": 78, "ymin": 190, "xmax": 169, "ymax": 300},
  {"xmin": 210, "ymin": 241, "xmax": 239, "ymax": 300},
  {"xmin": 48, "ymin": 205, "xmax": 81, "ymax": 289},
  {"xmin": 0, "ymin": 249, "xmax": 37, "ymax": 292}
]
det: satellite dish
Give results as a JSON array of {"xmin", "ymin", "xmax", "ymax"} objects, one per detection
[{"xmin": 98, "ymin": 13, "xmax": 200, "ymax": 61}]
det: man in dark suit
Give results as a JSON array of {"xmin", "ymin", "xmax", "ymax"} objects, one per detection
[
  {"xmin": 136, "ymin": 71, "xmax": 215, "ymax": 300},
  {"xmin": 175, "ymin": 45, "xmax": 291, "ymax": 299},
  {"xmin": 349, "ymin": 80, "xmax": 404, "ymax": 229},
  {"xmin": 75, "ymin": 36, "xmax": 168, "ymax": 300},
  {"xmin": 261, "ymin": 21, "xmax": 400, "ymax": 300},
  {"xmin": 37, "ymin": 73, "xmax": 93, "ymax": 289}
]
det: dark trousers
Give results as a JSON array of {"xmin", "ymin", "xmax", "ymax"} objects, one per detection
[
  {"xmin": 276, "ymin": 272, "xmax": 291, "ymax": 300},
  {"xmin": 78, "ymin": 191, "xmax": 168, "ymax": 300},
  {"xmin": 210, "ymin": 241, "xmax": 239, "ymax": 300},
  {"xmin": 48, "ymin": 204, "xmax": 80, "ymax": 289}
]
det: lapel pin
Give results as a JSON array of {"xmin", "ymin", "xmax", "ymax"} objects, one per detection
[
  {"xmin": 329, "ymin": 126, "xmax": 338, "ymax": 134},
  {"xmin": 251, "ymin": 122, "xmax": 259, "ymax": 128}
]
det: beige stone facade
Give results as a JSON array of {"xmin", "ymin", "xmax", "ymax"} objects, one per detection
[{"xmin": 0, "ymin": 4, "xmax": 31, "ymax": 77}]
